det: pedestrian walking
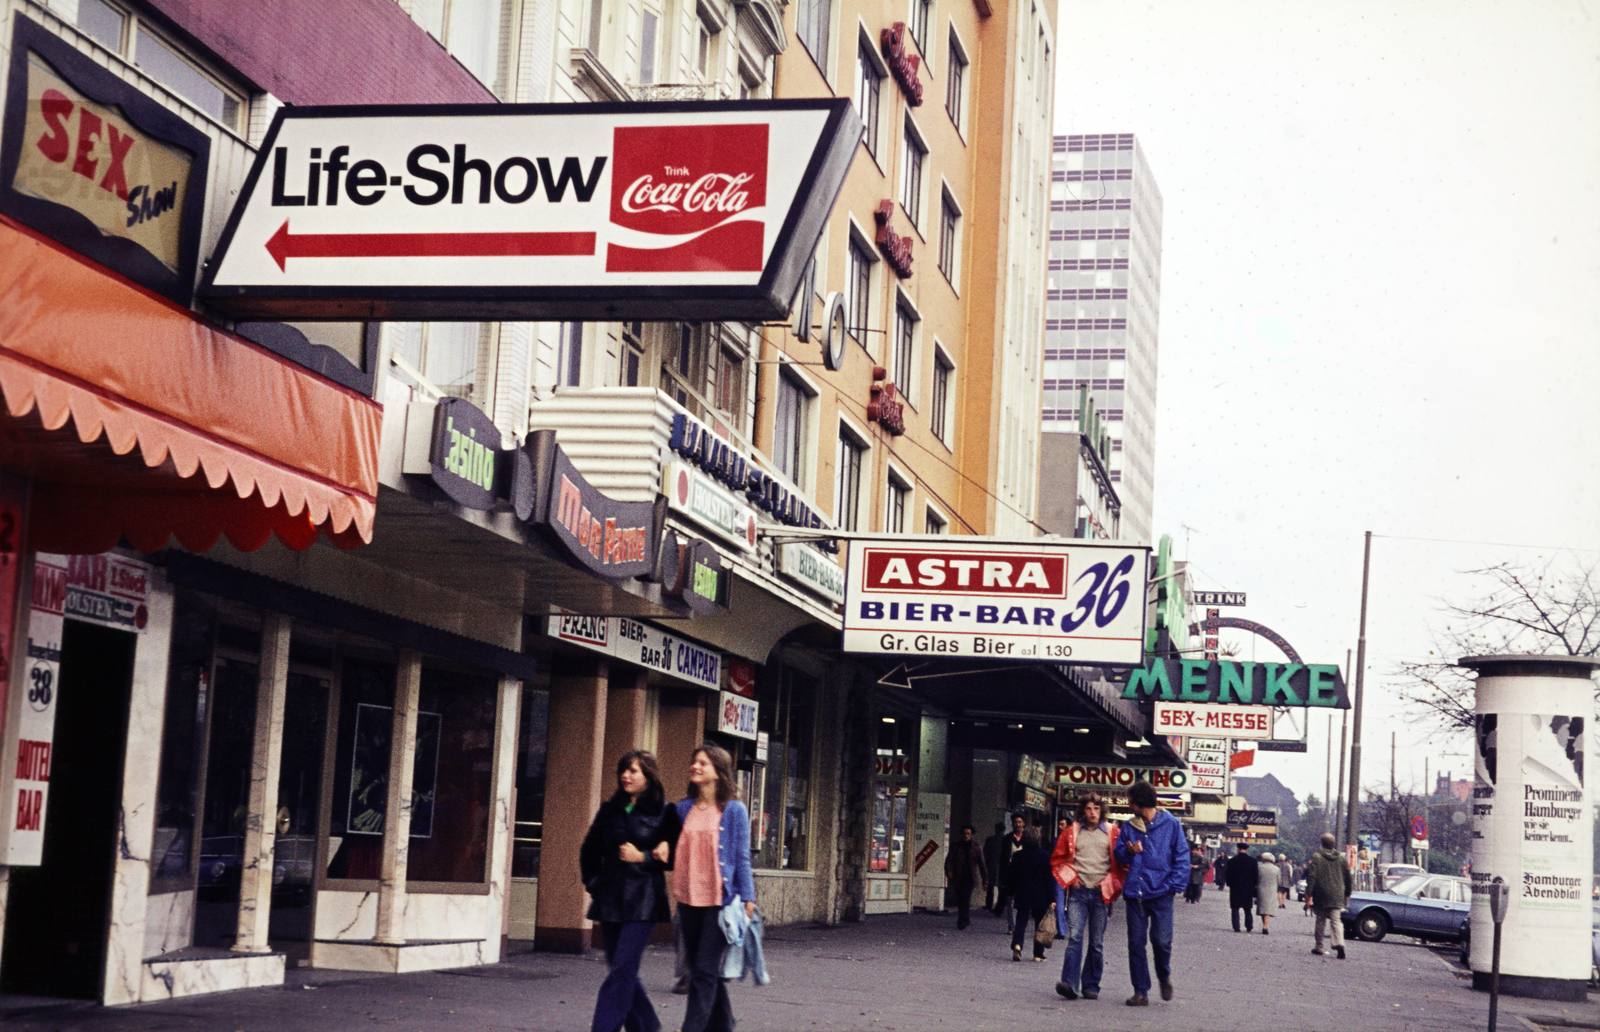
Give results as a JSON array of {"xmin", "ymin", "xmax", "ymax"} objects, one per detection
[
  {"xmin": 1050, "ymin": 795, "xmax": 1122, "ymax": 1001},
  {"xmin": 579, "ymin": 750, "xmax": 681, "ymax": 1032},
  {"xmin": 944, "ymin": 824, "xmax": 987, "ymax": 930},
  {"xmin": 1212, "ymin": 852, "xmax": 1228, "ymax": 891},
  {"xmin": 1005, "ymin": 826, "xmax": 1056, "ymax": 962},
  {"xmin": 1306, "ymin": 833, "xmax": 1352, "ymax": 958},
  {"xmin": 1113, "ymin": 781, "xmax": 1190, "ymax": 1007},
  {"xmin": 1052, "ymin": 817, "xmax": 1070, "ymax": 939},
  {"xmin": 672, "ymin": 742, "xmax": 756, "ymax": 1032},
  {"xmin": 1184, "ymin": 846, "xmax": 1205, "ymax": 904},
  {"xmin": 1277, "ymin": 854, "xmax": 1293, "ymax": 908},
  {"xmin": 1256, "ymin": 852, "xmax": 1280, "ymax": 935},
  {"xmin": 982, "ymin": 822, "xmax": 1006, "ymax": 912},
  {"xmin": 995, "ymin": 814, "xmax": 1027, "ymax": 930},
  {"xmin": 1224, "ymin": 843, "xmax": 1259, "ymax": 932}
]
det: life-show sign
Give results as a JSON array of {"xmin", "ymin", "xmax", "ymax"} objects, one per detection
[
  {"xmin": 1121, "ymin": 658, "xmax": 1350, "ymax": 708},
  {"xmin": 842, "ymin": 537, "xmax": 1149, "ymax": 664},
  {"xmin": 200, "ymin": 100, "xmax": 861, "ymax": 322},
  {"xmin": 0, "ymin": 16, "xmax": 210, "ymax": 303}
]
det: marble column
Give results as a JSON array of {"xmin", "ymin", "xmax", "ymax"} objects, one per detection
[
  {"xmin": 534, "ymin": 655, "xmax": 607, "ymax": 952},
  {"xmin": 603, "ymin": 667, "xmax": 653, "ymax": 766},
  {"xmin": 486, "ymin": 674, "xmax": 522, "ymax": 960},
  {"xmin": 233, "ymin": 612, "xmax": 291, "ymax": 954},
  {"xmin": 374, "ymin": 650, "xmax": 422, "ymax": 946}
]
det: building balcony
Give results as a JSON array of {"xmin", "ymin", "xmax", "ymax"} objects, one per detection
[{"xmin": 632, "ymin": 82, "xmax": 731, "ymax": 102}]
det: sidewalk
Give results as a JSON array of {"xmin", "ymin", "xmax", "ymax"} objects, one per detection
[{"xmin": 4, "ymin": 888, "xmax": 1593, "ymax": 1031}]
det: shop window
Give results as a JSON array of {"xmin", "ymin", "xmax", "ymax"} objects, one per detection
[
  {"xmin": 753, "ymin": 664, "xmax": 815, "ymax": 870},
  {"xmin": 511, "ymin": 687, "xmax": 550, "ymax": 878},
  {"xmin": 871, "ymin": 715, "xmax": 915, "ymax": 873},
  {"xmin": 326, "ymin": 657, "xmax": 398, "ymax": 881},
  {"xmin": 406, "ymin": 665, "xmax": 498, "ymax": 883},
  {"xmin": 150, "ymin": 591, "xmax": 216, "ymax": 891}
]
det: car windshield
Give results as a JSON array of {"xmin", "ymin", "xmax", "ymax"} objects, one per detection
[{"xmin": 1389, "ymin": 873, "xmax": 1430, "ymax": 896}]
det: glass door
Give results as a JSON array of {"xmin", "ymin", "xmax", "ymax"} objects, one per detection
[{"xmin": 267, "ymin": 668, "xmax": 329, "ymax": 963}]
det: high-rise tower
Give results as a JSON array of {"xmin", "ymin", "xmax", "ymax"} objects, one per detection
[{"xmin": 1042, "ymin": 133, "xmax": 1163, "ymax": 543}]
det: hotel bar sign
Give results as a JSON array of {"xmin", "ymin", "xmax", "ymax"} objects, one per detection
[{"xmin": 842, "ymin": 537, "xmax": 1149, "ymax": 664}]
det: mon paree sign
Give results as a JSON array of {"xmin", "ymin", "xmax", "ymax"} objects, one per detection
[
  {"xmin": 515, "ymin": 429, "xmax": 663, "ymax": 580},
  {"xmin": 1, "ymin": 16, "xmax": 210, "ymax": 302},
  {"xmin": 842, "ymin": 537, "xmax": 1149, "ymax": 664},
  {"xmin": 1121, "ymin": 658, "xmax": 1350, "ymax": 708},
  {"xmin": 200, "ymin": 100, "xmax": 861, "ymax": 321}
]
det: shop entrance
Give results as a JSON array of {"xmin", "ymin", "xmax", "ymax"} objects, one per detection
[
  {"xmin": 192, "ymin": 656, "xmax": 258, "ymax": 949},
  {"xmin": 0, "ymin": 621, "xmax": 136, "ymax": 999},
  {"xmin": 267, "ymin": 669, "xmax": 329, "ymax": 963}
]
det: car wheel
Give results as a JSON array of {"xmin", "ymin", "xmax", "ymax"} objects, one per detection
[{"xmin": 1354, "ymin": 909, "xmax": 1389, "ymax": 943}]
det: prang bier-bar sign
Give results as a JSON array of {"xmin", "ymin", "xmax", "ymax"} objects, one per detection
[{"xmin": 200, "ymin": 100, "xmax": 860, "ymax": 321}]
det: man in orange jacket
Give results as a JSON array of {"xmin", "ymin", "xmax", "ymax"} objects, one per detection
[{"xmin": 1050, "ymin": 795, "xmax": 1124, "ymax": 1000}]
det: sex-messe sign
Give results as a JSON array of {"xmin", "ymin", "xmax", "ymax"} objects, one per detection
[
  {"xmin": 200, "ymin": 100, "xmax": 861, "ymax": 321},
  {"xmin": 1121, "ymin": 658, "xmax": 1350, "ymax": 708},
  {"xmin": 841, "ymin": 537, "xmax": 1149, "ymax": 664}
]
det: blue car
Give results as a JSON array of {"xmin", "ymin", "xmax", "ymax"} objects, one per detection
[{"xmin": 1342, "ymin": 873, "xmax": 1470, "ymax": 944}]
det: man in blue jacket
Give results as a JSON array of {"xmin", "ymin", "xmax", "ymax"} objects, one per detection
[{"xmin": 1113, "ymin": 781, "xmax": 1191, "ymax": 1006}]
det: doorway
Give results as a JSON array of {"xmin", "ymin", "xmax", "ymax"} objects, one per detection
[
  {"xmin": 0, "ymin": 621, "xmax": 136, "ymax": 999},
  {"xmin": 267, "ymin": 669, "xmax": 328, "ymax": 964}
]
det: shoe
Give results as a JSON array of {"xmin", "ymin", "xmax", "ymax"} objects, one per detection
[
  {"xmin": 957, "ymin": 921, "xmax": 970, "ymax": 930},
  {"xmin": 1012, "ymin": 945, "xmax": 1022, "ymax": 962},
  {"xmin": 1056, "ymin": 982, "xmax": 1078, "ymax": 1000},
  {"xmin": 1159, "ymin": 979, "xmax": 1173, "ymax": 1001},
  {"xmin": 1311, "ymin": 948, "xmax": 1326, "ymax": 956},
  {"xmin": 1124, "ymin": 994, "xmax": 1148, "ymax": 1007},
  {"xmin": 1334, "ymin": 945, "xmax": 1346, "ymax": 959},
  {"xmin": 671, "ymin": 976, "xmax": 690, "ymax": 995},
  {"xmin": 1054, "ymin": 933, "xmax": 1065, "ymax": 941},
  {"xmin": 1262, "ymin": 927, "xmax": 1269, "ymax": 935},
  {"xmin": 1082, "ymin": 991, "xmax": 1099, "ymax": 1000},
  {"xmin": 1033, "ymin": 956, "xmax": 1045, "ymax": 962}
]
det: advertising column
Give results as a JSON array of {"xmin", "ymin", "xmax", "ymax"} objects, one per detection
[{"xmin": 1464, "ymin": 654, "xmax": 1596, "ymax": 1001}]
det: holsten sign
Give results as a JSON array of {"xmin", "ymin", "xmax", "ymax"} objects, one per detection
[
  {"xmin": 842, "ymin": 537, "xmax": 1149, "ymax": 664},
  {"xmin": 200, "ymin": 100, "xmax": 861, "ymax": 321},
  {"xmin": 1121, "ymin": 658, "xmax": 1350, "ymax": 708}
]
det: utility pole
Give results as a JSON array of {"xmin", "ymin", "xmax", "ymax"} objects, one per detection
[
  {"xmin": 1335, "ymin": 649, "xmax": 1350, "ymax": 842},
  {"xmin": 1324, "ymin": 713, "xmax": 1333, "ymax": 833},
  {"xmin": 1343, "ymin": 532, "xmax": 1371, "ymax": 849},
  {"xmin": 1390, "ymin": 731, "xmax": 1396, "ymax": 800}
]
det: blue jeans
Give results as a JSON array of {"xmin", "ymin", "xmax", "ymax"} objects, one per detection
[
  {"xmin": 1124, "ymin": 893, "xmax": 1174, "ymax": 995},
  {"xmin": 1060, "ymin": 886, "xmax": 1108, "ymax": 993},
  {"xmin": 593, "ymin": 921, "xmax": 659, "ymax": 1032}
]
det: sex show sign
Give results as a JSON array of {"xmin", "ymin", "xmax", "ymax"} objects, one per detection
[
  {"xmin": 200, "ymin": 100, "xmax": 860, "ymax": 321},
  {"xmin": 841, "ymin": 537, "xmax": 1149, "ymax": 664}
]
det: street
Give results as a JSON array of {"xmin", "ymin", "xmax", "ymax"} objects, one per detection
[{"xmin": 5, "ymin": 889, "xmax": 1592, "ymax": 1032}]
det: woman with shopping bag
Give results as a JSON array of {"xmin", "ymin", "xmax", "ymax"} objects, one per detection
[{"xmin": 1005, "ymin": 826, "xmax": 1057, "ymax": 962}]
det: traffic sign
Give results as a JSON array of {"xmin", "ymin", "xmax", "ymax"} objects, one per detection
[
  {"xmin": 1411, "ymin": 815, "xmax": 1427, "ymax": 840},
  {"xmin": 201, "ymin": 100, "xmax": 861, "ymax": 321}
]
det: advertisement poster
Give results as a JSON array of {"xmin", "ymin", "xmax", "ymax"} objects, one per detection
[
  {"xmin": 2, "ymin": 556, "xmax": 64, "ymax": 865},
  {"xmin": 910, "ymin": 792, "xmax": 949, "ymax": 912},
  {"xmin": 347, "ymin": 703, "xmax": 441, "ymax": 838}
]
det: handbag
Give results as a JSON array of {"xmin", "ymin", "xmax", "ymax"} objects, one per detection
[{"xmin": 1034, "ymin": 909, "xmax": 1057, "ymax": 947}]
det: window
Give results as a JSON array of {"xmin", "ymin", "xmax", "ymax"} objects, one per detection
[
  {"xmin": 924, "ymin": 507, "xmax": 947, "ymax": 534},
  {"xmin": 846, "ymin": 236, "xmax": 875, "ymax": 341},
  {"xmin": 390, "ymin": 323, "xmax": 481, "ymax": 396},
  {"xmin": 753, "ymin": 664, "xmax": 816, "ymax": 870},
  {"xmin": 892, "ymin": 301, "xmax": 917, "ymax": 394},
  {"xmin": 639, "ymin": 9, "xmax": 660, "ymax": 84},
  {"xmin": 696, "ymin": 21, "xmax": 716, "ymax": 78},
  {"xmin": 796, "ymin": 0, "xmax": 830, "ymax": 71},
  {"xmin": 510, "ymin": 685, "xmax": 550, "ymax": 878},
  {"xmin": 910, "ymin": 0, "xmax": 932, "ymax": 54},
  {"xmin": 411, "ymin": 0, "xmax": 511, "ymax": 95},
  {"xmin": 835, "ymin": 427, "xmax": 865, "ymax": 531},
  {"xmin": 856, "ymin": 40, "xmax": 884, "ymax": 158},
  {"xmin": 930, "ymin": 350, "xmax": 952, "ymax": 440},
  {"xmin": 945, "ymin": 28, "xmax": 968, "ymax": 131},
  {"xmin": 885, "ymin": 473, "xmax": 908, "ymax": 533},
  {"xmin": 938, "ymin": 192, "xmax": 960, "ymax": 284},
  {"xmin": 714, "ymin": 346, "xmax": 744, "ymax": 418},
  {"xmin": 77, "ymin": 2, "xmax": 245, "ymax": 131},
  {"xmin": 772, "ymin": 372, "xmax": 808, "ymax": 483},
  {"xmin": 620, "ymin": 321, "xmax": 644, "ymax": 386},
  {"xmin": 558, "ymin": 322, "xmax": 584, "ymax": 387},
  {"xmin": 871, "ymin": 716, "xmax": 915, "ymax": 872},
  {"xmin": 901, "ymin": 122, "xmax": 927, "ymax": 225}
]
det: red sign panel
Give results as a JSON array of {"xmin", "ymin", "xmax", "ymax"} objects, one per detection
[{"xmin": 860, "ymin": 549, "xmax": 1069, "ymax": 598}]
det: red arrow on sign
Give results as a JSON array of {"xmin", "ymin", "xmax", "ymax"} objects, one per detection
[{"xmin": 264, "ymin": 220, "xmax": 596, "ymax": 271}]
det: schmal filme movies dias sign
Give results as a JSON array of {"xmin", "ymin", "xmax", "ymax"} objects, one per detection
[{"xmin": 841, "ymin": 538, "xmax": 1149, "ymax": 664}]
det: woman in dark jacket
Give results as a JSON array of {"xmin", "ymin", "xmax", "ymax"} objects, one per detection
[
  {"xmin": 580, "ymin": 750, "xmax": 681, "ymax": 1032},
  {"xmin": 1006, "ymin": 827, "xmax": 1057, "ymax": 962}
]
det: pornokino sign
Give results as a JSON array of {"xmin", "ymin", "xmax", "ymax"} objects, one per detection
[
  {"xmin": 1053, "ymin": 764, "xmax": 1191, "ymax": 793},
  {"xmin": 842, "ymin": 537, "xmax": 1149, "ymax": 665},
  {"xmin": 200, "ymin": 100, "xmax": 861, "ymax": 322}
]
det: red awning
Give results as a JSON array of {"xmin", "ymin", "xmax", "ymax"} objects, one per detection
[{"xmin": 0, "ymin": 217, "xmax": 380, "ymax": 553}]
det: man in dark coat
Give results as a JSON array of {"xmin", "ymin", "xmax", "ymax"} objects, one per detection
[
  {"xmin": 1224, "ymin": 843, "xmax": 1259, "ymax": 932},
  {"xmin": 1306, "ymin": 833, "xmax": 1353, "ymax": 958},
  {"xmin": 944, "ymin": 825, "xmax": 988, "ymax": 929},
  {"xmin": 1212, "ymin": 852, "xmax": 1228, "ymax": 891},
  {"xmin": 982, "ymin": 822, "xmax": 1007, "ymax": 911}
]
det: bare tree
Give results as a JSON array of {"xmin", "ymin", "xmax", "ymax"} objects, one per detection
[{"xmin": 1397, "ymin": 557, "xmax": 1599, "ymax": 732}]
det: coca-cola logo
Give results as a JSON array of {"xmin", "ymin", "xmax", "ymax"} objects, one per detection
[{"xmin": 607, "ymin": 124, "xmax": 768, "ymax": 273}]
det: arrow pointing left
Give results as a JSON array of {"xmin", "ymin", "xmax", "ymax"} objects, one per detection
[{"xmin": 264, "ymin": 220, "xmax": 596, "ymax": 271}]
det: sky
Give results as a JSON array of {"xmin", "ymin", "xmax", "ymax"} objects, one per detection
[{"xmin": 1054, "ymin": 0, "xmax": 1600, "ymax": 810}]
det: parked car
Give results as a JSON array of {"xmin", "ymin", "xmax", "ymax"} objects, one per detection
[
  {"xmin": 1379, "ymin": 863, "xmax": 1425, "ymax": 890},
  {"xmin": 1342, "ymin": 873, "xmax": 1470, "ymax": 944}
]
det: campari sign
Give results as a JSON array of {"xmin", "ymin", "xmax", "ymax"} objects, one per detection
[{"xmin": 201, "ymin": 100, "xmax": 861, "ymax": 321}]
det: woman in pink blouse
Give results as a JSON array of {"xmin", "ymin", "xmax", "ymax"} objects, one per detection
[{"xmin": 672, "ymin": 742, "xmax": 755, "ymax": 1032}]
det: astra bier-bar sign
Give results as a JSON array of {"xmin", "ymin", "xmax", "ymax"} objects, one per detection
[
  {"xmin": 842, "ymin": 537, "xmax": 1149, "ymax": 664},
  {"xmin": 201, "ymin": 100, "xmax": 861, "ymax": 321},
  {"xmin": 1121, "ymin": 658, "xmax": 1350, "ymax": 708}
]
